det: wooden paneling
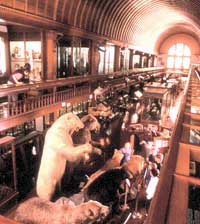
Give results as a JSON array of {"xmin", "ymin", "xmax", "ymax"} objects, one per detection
[
  {"xmin": 166, "ymin": 176, "xmax": 188, "ymax": 224},
  {"xmin": 45, "ymin": 0, "xmax": 54, "ymax": 19},
  {"xmin": 175, "ymin": 143, "xmax": 190, "ymax": 176},
  {"xmin": 55, "ymin": 0, "xmax": 64, "ymax": 22}
]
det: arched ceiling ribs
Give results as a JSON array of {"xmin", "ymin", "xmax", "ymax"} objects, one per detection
[
  {"xmin": 113, "ymin": 1, "xmax": 135, "ymax": 40},
  {"xmin": 73, "ymin": 0, "xmax": 82, "ymax": 27},
  {"xmin": 13, "ymin": 0, "xmax": 16, "ymax": 8},
  {"xmin": 82, "ymin": 0, "xmax": 97, "ymax": 31},
  {"xmin": 102, "ymin": 0, "xmax": 124, "ymax": 37},
  {"xmin": 77, "ymin": 0, "xmax": 90, "ymax": 29},
  {"xmin": 44, "ymin": 0, "xmax": 48, "ymax": 17},
  {"xmin": 122, "ymin": 3, "xmax": 184, "ymax": 48},
  {"xmin": 108, "ymin": 0, "xmax": 132, "ymax": 39},
  {"xmin": 62, "ymin": 0, "xmax": 71, "ymax": 24},
  {"xmin": 55, "ymin": 0, "xmax": 65, "ymax": 22},
  {"xmin": 91, "ymin": 0, "xmax": 108, "ymax": 34},
  {"xmin": 88, "ymin": 0, "xmax": 103, "ymax": 32},
  {"xmin": 121, "ymin": 1, "xmax": 165, "ymax": 42},
  {"xmin": 96, "ymin": 0, "xmax": 115, "ymax": 35},
  {"xmin": 114, "ymin": 2, "xmax": 136, "ymax": 41},
  {"xmin": 36, "ymin": 0, "xmax": 46, "ymax": 17},
  {"xmin": 66, "ymin": 0, "xmax": 75, "ymax": 25},
  {"xmin": 25, "ymin": 0, "xmax": 28, "ymax": 12},
  {"xmin": 109, "ymin": 0, "xmax": 147, "ymax": 40},
  {"xmin": 35, "ymin": 0, "xmax": 39, "ymax": 15},
  {"xmin": 60, "ymin": 0, "xmax": 67, "ymax": 23},
  {"xmin": 53, "ymin": 0, "xmax": 59, "ymax": 21},
  {"xmin": 2, "ymin": 0, "xmax": 200, "ymax": 53},
  {"xmin": 101, "ymin": 0, "xmax": 122, "ymax": 36}
]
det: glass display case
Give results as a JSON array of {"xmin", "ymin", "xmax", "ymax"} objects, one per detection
[
  {"xmin": 120, "ymin": 48, "xmax": 130, "ymax": 71},
  {"xmin": 105, "ymin": 44, "xmax": 115, "ymax": 74},
  {"xmin": 0, "ymin": 136, "xmax": 18, "ymax": 212},
  {"xmin": 133, "ymin": 54, "xmax": 140, "ymax": 68},
  {"xmin": 187, "ymin": 185, "xmax": 200, "ymax": 224},
  {"xmin": 57, "ymin": 37, "xmax": 90, "ymax": 78},
  {"xmin": 10, "ymin": 41, "xmax": 42, "ymax": 76},
  {"xmin": 1, "ymin": 121, "xmax": 36, "ymax": 138},
  {"xmin": 141, "ymin": 85, "xmax": 171, "ymax": 125},
  {"xmin": 97, "ymin": 44, "xmax": 106, "ymax": 75}
]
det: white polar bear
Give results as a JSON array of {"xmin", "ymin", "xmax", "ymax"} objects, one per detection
[{"xmin": 36, "ymin": 113, "xmax": 94, "ymax": 201}]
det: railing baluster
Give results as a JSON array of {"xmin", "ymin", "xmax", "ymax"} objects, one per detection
[{"xmin": 0, "ymin": 85, "xmax": 92, "ymax": 120}]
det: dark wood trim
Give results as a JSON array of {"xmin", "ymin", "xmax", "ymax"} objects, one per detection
[{"xmin": 0, "ymin": 95, "xmax": 89, "ymax": 131}]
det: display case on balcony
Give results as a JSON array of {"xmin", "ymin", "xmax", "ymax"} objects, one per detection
[
  {"xmin": 10, "ymin": 41, "xmax": 42, "ymax": 78},
  {"xmin": 0, "ymin": 136, "xmax": 18, "ymax": 212},
  {"xmin": 57, "ymin": 37, "xmax": 90, "ymax": 78},
  {"xmin": 141, "ymin": 84, "xmax": 171, "ymax": 127}
]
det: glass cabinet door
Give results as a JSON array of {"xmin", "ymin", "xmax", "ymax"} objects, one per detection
[
  {"xmin": 142, "ymin": 97, "xmax": 162, "ymax": 121},
  {"xmin": 10, "ymin": 40, "xmax": 42, "ymax": 80},
  {"xmin": 10, "ymin": 41, "xmax": 25, "ymax": 72},
  {"xmin": 133, "ymin": 54, "xmax": 140, "ymax": 68},
  {"xmin": 57, "ymin": 37, "xmax": 90, "ymax": 78},
  {"xmin": 73, "ymin": 38, "xmax": 90, "ymax": 76},
  {"xmin": 25, "ymin": 41, "xmax": 41, "ymax": 80},
  {"xmin": 120, "ymin": 48, "xmax": 130, "ymax": 71},
  {"xmin": 98, "ymin": 46, "xmax": 105, "ymax": 75},
  {"xmin": 57, "ymin": 38, "xmax": 72, "ymax": 78},
  {"xmin": 105, "ymin": 44, "xmax": 115, "ymax": 74}
]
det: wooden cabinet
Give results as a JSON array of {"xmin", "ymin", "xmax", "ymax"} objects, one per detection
[
  {"xmin": 0, "ymin": 136, "xmax": 18, "ymax": 212},
  {"xmin": 10, "ymin": 41, "xmax": 42, "ymax": 76},
  {"xmin": 141, "ymin": 83, "xmax": 171, "ymax": 126}
]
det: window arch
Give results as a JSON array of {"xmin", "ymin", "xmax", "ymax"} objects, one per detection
[{"xmin": 167, "ymin": 43, "xmax": 191, "ymax": 70}]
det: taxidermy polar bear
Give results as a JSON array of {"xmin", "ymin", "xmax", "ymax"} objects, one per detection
[
  {"xmin": 36, "ymin": 113, "xmax": 98, "ymax": 201},
  {"xmin": 14, "ymin": 196, "xmax": 110, "ymax": 224}
]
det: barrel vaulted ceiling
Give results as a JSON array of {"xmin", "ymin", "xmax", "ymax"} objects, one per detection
[{"xmin": 1, "ymin": 0, "xmax": 200, "ymax": 53}]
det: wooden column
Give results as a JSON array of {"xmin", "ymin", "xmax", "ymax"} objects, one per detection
[
  {"xmin": 129, "ymin": 49, "xmax": 133, "ymax": 70},
  {"xmin": 139, "ymin": 53, "xmax": 143, "ymax": 68},
  {"xmin": 91, "ymin": 40, "xmax": 98, "ymax": 75},
  {"xmin": 152, "ymin": 55, "xmax": 155, "ymax": 67},
  {"xmin": 2, "ymin": 31, "xmax": 10, "ymax": 77},
  {"xmin": 114, "ymin": 45, "xmax": 120, "ymax": 72},
  {"xmin": 45, "ymin": 31, "xmax": 57, "ymax": 80}
]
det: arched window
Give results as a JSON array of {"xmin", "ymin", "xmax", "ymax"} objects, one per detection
[{"xmin": 167, "ymin": 43, "xmax": 191, "ymax": 70}]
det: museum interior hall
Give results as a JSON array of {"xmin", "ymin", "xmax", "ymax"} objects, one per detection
[{"xmin": 0, "ymin": 1, "xmax": 200, "ymax": 224}]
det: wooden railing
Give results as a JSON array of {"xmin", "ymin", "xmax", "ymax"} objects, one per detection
[
  {"xmin": 146, "ymin": 68, "xmax": 192, "ymax": 224},
  {"xmin": 0, "ymin": 67, "xmax": 166, "ymax": 120},
  {"xmin": 0, "ymin": 86, "xmax": 90, "ymax": 119}
]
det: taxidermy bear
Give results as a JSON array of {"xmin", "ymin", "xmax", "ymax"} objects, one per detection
[
  {"xmin": 36, "ymin": 113, "xmax": 100, "ymax": 201},
  {"xmin": 14, "ymin": 196, "xmax": 110, "ymax": 224}
]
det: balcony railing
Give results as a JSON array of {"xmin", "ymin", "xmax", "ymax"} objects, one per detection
[
  {"xmin": 0, "ymin": 86, "xmax": 90, "ymax": 119},
  {"xmin": 146, "ymin": 68, "xmax": 195, "ymax": 224}
]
